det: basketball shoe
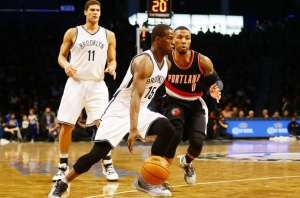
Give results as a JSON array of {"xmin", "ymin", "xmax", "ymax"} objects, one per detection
[
  {"xmin": 52, "ymin": 163, "xmax": 69, "ymax": 182},
  {"xmin": 102, "ymin": 159, "xmax": 119, "ymax": 181},
  {"xmin": 48, "ymin": 180, "xmax": 69, "ymax": 198},
  {"xmin": 132, "ymin": 175, "xmax": 172, "ymax": 196},
  {"xmin": 180, "ymin": 155, "xmax": 196, "ymax": 184}
]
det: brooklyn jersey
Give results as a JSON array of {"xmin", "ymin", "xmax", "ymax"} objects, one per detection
[
  {"xmin": 113, "ymin": 50, "xmax": 168, "ymax": 109},
  {"xmin": 166, "ymin": 50, "xmax": 205, "ymax": 101},
  {"xmin": 70, "ymin": 25, "xmax": 108, "ymax": 81}
]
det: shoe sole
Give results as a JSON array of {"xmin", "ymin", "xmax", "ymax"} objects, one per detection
[
  {"xmin": 107, "ymin": 178, "xmax": 118, "ymax": 182},
  {"xmin": 132, "ymin": 181, "xmax": 171, "ymax": 197}
]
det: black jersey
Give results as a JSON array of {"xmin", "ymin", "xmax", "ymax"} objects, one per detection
[{"xmin": 165, "ymin": 50, "xmax": 205, "ymax": 101}]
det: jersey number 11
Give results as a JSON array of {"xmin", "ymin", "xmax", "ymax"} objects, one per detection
[{"xmin": 88, "ymin": 50, "xmax": 95, "ymax": 61}]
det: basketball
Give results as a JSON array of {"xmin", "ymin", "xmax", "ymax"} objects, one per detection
[{"xmin": 141, "ymin": 156, "xmax": 170, "ymax": 185}]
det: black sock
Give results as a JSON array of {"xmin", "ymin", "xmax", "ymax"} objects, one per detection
[
  {"xmin": 103, "ymin": 155, "xmax": 111, "ymax": 161},
  {"xmin": 185, "ymin": 154, "xmax": 193, "ymax": 164},
  {"xmin": 60, "ymin": 158, "xmax": 68, "ymax": 165}
]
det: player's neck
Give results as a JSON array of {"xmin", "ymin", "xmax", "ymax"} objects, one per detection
[
  {"xmin": 151, "ymin": 47, "xmax": 164, "ymax": 64},
  {"xmin": 174, "ymin": 50, "xmax": 191, "ymax": 66},
  {"xmin": 83, "ymin": 23, "xmax": 99, "ymax": 33}
]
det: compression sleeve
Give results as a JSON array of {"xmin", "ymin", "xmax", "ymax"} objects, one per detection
[{"xmin": 205, "ymin": 71, "xmax": 223, "ymax": 91}]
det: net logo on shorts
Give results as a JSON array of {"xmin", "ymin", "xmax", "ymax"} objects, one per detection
[
  {"xmin": 178, "ymin": 152, "xmax": 300, "ymax": 162},
  {"xmin": 171, "ymin": 108, "xmax": 180, "ymax": 116}
]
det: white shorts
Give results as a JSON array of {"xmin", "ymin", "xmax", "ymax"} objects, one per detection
[
  {"xmin": 57, "ymin": 77, "xmax": 108, "ymax": 126},
  {"xmin": 94, "ymin": 100, "xmax": 165, "ymax": 147}
]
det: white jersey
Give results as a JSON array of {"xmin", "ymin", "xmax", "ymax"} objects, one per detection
[
  {"xmin": 113, "ymin": 50, "xmax": 168, "ymax": 109},
  {"xmin": 70, "ymin": 25, "xmax": 108, "ymax": 81}
]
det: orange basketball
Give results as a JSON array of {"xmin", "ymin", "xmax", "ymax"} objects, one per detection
[{"xmin": 141, "ymin": 156, "xmax": 170, "ymax": 185}]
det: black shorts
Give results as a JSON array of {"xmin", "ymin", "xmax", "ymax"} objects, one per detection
[{"xmin": 162, "ymin": 94, "xmax": 207, "ymax": 140}]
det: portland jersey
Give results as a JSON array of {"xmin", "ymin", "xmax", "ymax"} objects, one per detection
[
  {"xmin": 114, "ymin": 50, "xmax": 168, "ymax": 109},
  {"xmin": 70, "ymin": 25, "xmax": 108, "ymax": 81},
  {"xmin": 166, "ymin": 50, "xmax": 205, "ymax": 101}
]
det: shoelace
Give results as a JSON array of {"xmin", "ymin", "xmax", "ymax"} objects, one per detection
[
  {"xmin": 161, "ymin": 183, "xmax": 173, "ymax": 191},
  {"xmin": 105, "ymin": 164, "xmax": 116, "ymax": 175},
  {"xmin": 184, "ymin": 165, "xmax": 194, "ymax": 177}
]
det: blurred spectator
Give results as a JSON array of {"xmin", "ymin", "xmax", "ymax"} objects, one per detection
[
  {"xmin": 47, "ymin": 119, "xmax": 60, "ymax": 142},
  {"xmin": 283, "ymin": 109, "xmax": 290, "ymax": 118},
  {"xmin": 28, "ymin": 108, "xmax": 39, "ymax": 142},
  {"xmin": 40, "ymin": 107, "xmax": 56, "ymax": 141},
  {"xmin": 72, "ymin": 112, "xmax": 89, "ymax": 142},
  {"xmin": 247, "ymin": 110, "xmax": 255, "ymax": 118},
  {"xmin": 207, "ymin": 111, "xmax": 217, "ymax": 140},
  {"xmin": 3, "ymin": 113, "xmax": 23, "ymax": 141},
  {"xmin": 262, "ymin": 108, "xmax": 269, "ymax": 118},
  {"xmin": 215, "ymin": 116, "xmax": 232, "ymax": 140},
  {"xmin": 238, "ymin": 110, "xmax": 245, "ymax": 118},
  {"xmin": 272, "ymin": 110, "xmax": 281, "ymax": 118},
  {"xmin": 221, "ymin": 105, "xmax": 232, "ymax": 118},
  {"xmin": 232, "ymin": 107, "xmax": 239, "ymax": 118},
  {"xmin": 287, "ymin": 116, "xmax": 300, "ymax": 137},
  {"xmin": 21, "ymin": 115, "xmax": 30, "ymax": 141}
]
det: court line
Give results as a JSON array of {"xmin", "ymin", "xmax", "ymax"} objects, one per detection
[{"xmin": 84, "ymin": 175, "xmax": 300, "ymax": 198}]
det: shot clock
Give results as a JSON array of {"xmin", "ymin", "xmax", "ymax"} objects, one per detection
[{"xmin": 147, "ymin": 0, "xmax": 172, "ymax": 18}]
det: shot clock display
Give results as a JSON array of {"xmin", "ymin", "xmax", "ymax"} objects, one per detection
[{"xmin": 147, "ymin": 0, "xmax": 172, "ymax": 18}]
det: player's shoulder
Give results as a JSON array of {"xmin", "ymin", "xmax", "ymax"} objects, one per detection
[
  {"xmin": 104, "ymin": 28, "xmax": 115, "ymax": 37},
  {"xmin": 65, "ymin": 27, "xmax": 77, "ymax": 36}
]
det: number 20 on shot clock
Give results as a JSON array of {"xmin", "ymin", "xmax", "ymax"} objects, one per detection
[{"xmin": 147, "ymin": 0, "xmax": 172, "ymax": 18}]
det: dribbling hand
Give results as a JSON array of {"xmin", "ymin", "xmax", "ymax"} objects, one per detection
[{"xmin": 127, "ymin": 131, "xmax": 145, "ymax": 153}]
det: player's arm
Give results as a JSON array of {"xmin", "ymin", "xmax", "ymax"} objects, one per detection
[
  {"xmin": 58, "ymin": 28, "xmax": 77, "ymax": 77},
  {"xmin": 201, "ymin": 55, "xmax": 223, "ymax": 90},
  {"xmin": 105, "ymin": 30, "xmax": 117, "ymax": 79},
  {"xmin": 127, "ymin": 55, "xmax": 153, "ymax": 153}
]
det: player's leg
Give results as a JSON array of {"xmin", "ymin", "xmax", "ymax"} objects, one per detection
[
  {"xmin": 180, "ymin": 98, "xmax": 208, "ymax": 184},
  {"xmin": 53, "ymin": 78, "xmax": 85, "ymax": 182},
  {"xmin": 132, "ymin": 116, "xmax": 176, "ymax": 197},
  {"xmin": 85, "ymin": 81, "xmax": 119, "ymax": 182},
  {"xmin": 48, "ymin": 141, "xmax": 112, "ymax": 198}
]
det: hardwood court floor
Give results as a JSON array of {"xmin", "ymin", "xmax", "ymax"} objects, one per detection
[{"xmin": 1, "ymin": 139, "xmax": 300, "ymax": 198}]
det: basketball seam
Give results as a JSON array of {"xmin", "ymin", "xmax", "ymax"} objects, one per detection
[{"xmin": 142, "ymin": 166, "xmax": 168, "ymax": 180}]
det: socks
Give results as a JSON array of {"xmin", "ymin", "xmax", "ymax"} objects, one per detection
[
  {"xmin": 60, "ymin": 153, "xmax": 69, "ymax": 165},
  {"xmin": 185, "ymin": 154, "xmax": 193, "ymax": 164}
]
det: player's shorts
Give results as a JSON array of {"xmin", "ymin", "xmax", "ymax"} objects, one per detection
[
  {"xmin": 94, "ymin": 99, "xmax": 165, "ymax": 148},
  {"xmin": 162, "ymin": 94, "xmax": 208, "ymax": 137},
  {"xmin": 57, "ymin": 77, "xmax": 108, "ymax": 126}
]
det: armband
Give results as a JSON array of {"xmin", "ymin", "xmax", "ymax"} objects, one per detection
[{"xmin": 205, "ymin": 71, "xmax": 223, "ymax": 91}]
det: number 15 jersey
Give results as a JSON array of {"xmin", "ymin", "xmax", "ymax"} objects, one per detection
[
  {"xmin": 70, "ymin": 25, "xmax": 108, "ymax": 81},
  {"xmin": 113, "ymin": 50, "xmax": 168, "ymax": 109}
]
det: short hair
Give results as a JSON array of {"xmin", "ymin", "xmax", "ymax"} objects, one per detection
[
  {"xmin": 84, "ymin": 0, "xmax": 101, "ymax": 11},
  {"xmin": 174, "ymin": 26, "xmax": 190, "ymax": 32},
  {"xmin": 151, "ymin": 24, "xmax": 172, "ymax": 43}
]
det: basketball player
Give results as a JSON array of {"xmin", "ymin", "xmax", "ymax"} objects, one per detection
[
  {"xmin": 48, "ymin": 24, "xmax": 176, "ymax": 198},
  {"xmin": 162, "ymin": 26, "xmax": 222, "ymax": 184},
  {"xmin": 53, "ymin": 0, "xmax": 118, "ymax": 183}
]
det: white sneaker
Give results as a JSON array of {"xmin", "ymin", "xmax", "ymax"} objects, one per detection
[
  {"xmin": 180, "ymin": 155, "xmax": 196, "ymax": 184},
  {"xmin": 132, "ymin": 175, "xmax": 172, "ymax": 197},
  {"xmin": 102, "ymin": 159, "xmax": 119, "ymax": 181},
  {"xmin": 52, "ymin": 163, "xmax": 69, "ymax": 182},
  {"xmin": 103, "ymin": 183, "xmax": 119, "ymax": 197},
  {"xmin": 48, "ymin": 180, "xmax": 69, "ymax": 198},
  {"xmin": 0, "ymin": 139, "xmax": 10, "ymax": 145}
]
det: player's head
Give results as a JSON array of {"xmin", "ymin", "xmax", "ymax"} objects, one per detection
[
  {"xmin": 84, "ymin": 0, "xmax": 101, "ymax": 23},
  {"xmin": 151, "ymin": 24, "xmax": 174, "ymax": 56},
  {"xmin": 174, "ymin": 26, "xmax": 191, "ymax": 54}
]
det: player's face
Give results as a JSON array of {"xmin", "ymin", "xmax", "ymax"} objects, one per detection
[
  {"xmin": 84, "ymin": 4, "xmax": 101, "ymax": 23},
  {"xmin": 174, "ymin": 29, "xmax": 191, "ymax": 54},
  {"xmin": 159, "ymin": 29, "xmax": 174, "ymax": 55}
]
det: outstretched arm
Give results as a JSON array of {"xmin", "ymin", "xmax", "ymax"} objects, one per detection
[{"xmin": 127, "ymin": 55, "xmax": 153, "ymax": 153}]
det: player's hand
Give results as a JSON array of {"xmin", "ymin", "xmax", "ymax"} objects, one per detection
[
  {"xmin": 209, "ymin": 83, "xmax": 221, "ymax": 103},
  {"xmin": 64, "ymin": 64, "xmax": 77, "ymax": 77},
  {"xmin": 127, "ymin": 131, "xmax": 145, "ymax": 153},
  {"xmin": 105, "ymin": 66, "xmax": 116, "ymax": 80}
]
